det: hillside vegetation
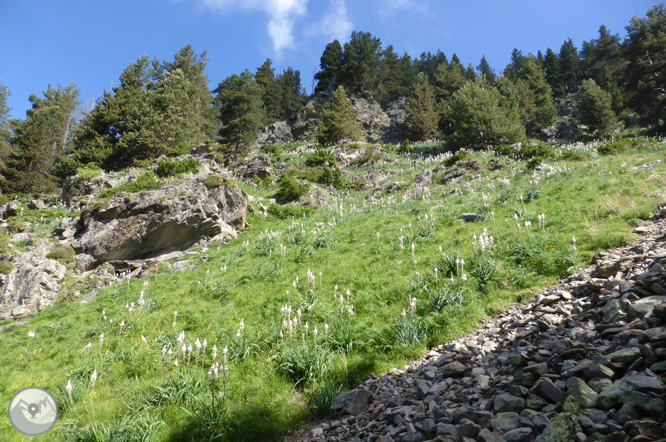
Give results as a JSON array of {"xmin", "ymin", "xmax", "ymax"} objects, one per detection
[{"xmin": 0, "ymin": 136, "xmax": 664, "ymax": 441}]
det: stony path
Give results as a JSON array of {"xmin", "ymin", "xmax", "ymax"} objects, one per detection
[{"xmin": 286, "ymin": 210, "xmax": 666, "ymax": 442}]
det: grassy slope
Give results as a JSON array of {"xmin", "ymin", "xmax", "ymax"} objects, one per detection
[{"xmin": 0, "ymin": 139, "xmax": 665, "ymax": 441}]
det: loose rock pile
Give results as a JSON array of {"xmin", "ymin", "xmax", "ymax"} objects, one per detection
[{"xmin": 289, "ymin": 215, "xmax": 666, "ymax": 442}]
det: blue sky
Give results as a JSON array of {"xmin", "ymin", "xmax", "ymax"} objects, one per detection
[{"xmin": 1, "ymin": 0, "xmax": 657, "ymax": 119}]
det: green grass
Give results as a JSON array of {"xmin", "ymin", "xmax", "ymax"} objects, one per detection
[{"xmin": 0, "ymin": 139, "xmax": 665, "ymax": 440}]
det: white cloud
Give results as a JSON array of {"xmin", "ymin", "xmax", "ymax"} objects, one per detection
[
  {"xmin": 381, "ymin": 0, "xmax": 431, "ymax": 19},
  {"xmin": 189, "ymin": 0, "xmax": 308, "ymax": 54},
  {"xmin": 306, "ymin": 0, "xmax": 353, "ymax": 43}
]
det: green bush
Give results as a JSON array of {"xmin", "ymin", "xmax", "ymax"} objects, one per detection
[
  {"xmin": 526, "ymin": 157, "xmax": 543, "ymax": 170},
  {"xmin": 46, "ymin": 246, "xmax": 76, "ymax": 265},
  {"xmin": 397, "ymin": 139, "xmax": 411, "ymax": 154},
  {"xmin": 203, "ymin": 174, "xmax": 235, "ymax": 190},
  {"xmin": 559, "ymin": 150, "xmax": 587, "ymax": 161},
  {"xmin": 517, "ymin": 144, "xmax": 550, "ymax": 158},
  {"xmin": 267, "ymin": 204, "xmax": 313, "ymax": 219},
  {"xmin": 0, "ymin": 261, "xmax": 15, "ymax": 274},
  {"xmin": 276, "ymin": 173, "xmax": 309, "ymax": 201},
  {"xmin": 99, "ymin": 172, "xmax": 164, "ymax": 198},
  {"xmin": 76, "ymin": 165, "xmax": 103, "ymax": 181},
  {"xmin": 156, "ymin": 158, "xmax": 198, "ymax": 177},
  {"xmin": 350, "ymin": 148, "xmax": 382, "ymax": 167},
  {"xmin": 494, "ymin": 144, "xmax": 515, "ymax": 156},
  {"xmin": 443, "ymin": 151, "xmax": 472, "ymax": 167},
  {"xmin": 261, "ymin": 144, "xmax": 283, "ymax": 158},
  {"xmin": 165, "ymin": 142, "xmax": 190, "ymax": 157},
  {"xmin": 306, "ymin": 147, "xmax": 337, "ymax": 167},
  {"xmin": 598, "ymin": 139, "xmax": 629, "ymax": 155}
]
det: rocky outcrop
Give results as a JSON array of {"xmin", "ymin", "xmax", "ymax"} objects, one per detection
[
  {"xmin": 61, "ymin": 174, "xmax": 124, "ymax": 206},
  {"xmin": 287, "ymin": 216, "xmax": 666, "ymax": 442},
  {"xmin": 257, "ymin": 120, "xmax": 294, "ymax": 145},
  {"xmin": 240, "ymin": 155, "xmax": 273, "ymax": 179},
  {"xmin": 351, "ymin": 97, "xmax": 391, "ymax": 134},
  {"xmin": 71, "ymin": 178, "xmax": 248, "ymax": 267},
  {"xmin": 0, "ymin": 242, "xmax": 66, "ymax": 319}
]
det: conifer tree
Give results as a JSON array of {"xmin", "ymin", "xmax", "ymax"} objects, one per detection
[
  {"xmin": 543, "ymin": 48, "xmax": 564, "ymax": 97},
  {"xmin": 338, "ymin": 31, "xmax": 383, "ymax": 95},
  {"xmin": 513, "ymin": 56, "xmax": 557, "ymax": 136},
  {"xmin": 317, "ymin": 86, "xmax": 361, "ymax": 145},
  {"xmin": 577, "ymin": 79, "xmax": 616, "ymax": 134},
  {"xmin": 6, "ymin": 84, "xmax": 80, "ymax": 193},
  {"xmin": 405, "ymin": 72, "xmax": 439, "ymax": 141},
  {"xmin": 559, "ymin": 38, "xmax": 581, "ymax": 94},
  {"xmin": 255, "ymin": 59, "xmax": 282, "ymax": 122},
  {"xmin": 314, "ymin": 40, "xmax": 343, "ymax": 94},
  {"xmin": 450, "ymin": 76, "xmax": 525, "ymax": 149},
  {"xmin": 215, "ymin": 70, "xmax": 264, "ymax": 161},
  {"xmin": 623, "ymin": 4, "xmax": 666, "ymax": 126},
  {"xmin": 0, "ymin": 81, "xmax": 13, "ymax": 188},
  {"xmin": 476, "ymin": 56, "xmax": 496, "ymax": 84}
]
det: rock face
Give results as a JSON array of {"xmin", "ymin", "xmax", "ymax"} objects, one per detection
[
  {"xmin": 0, "ymin": 243, "xmax": 66, "ymax": 319},
  {"xmin": 71, "ymin": 178, "xmax": 248, "ymax": 266},
  {"xmin": 287, "ymin": 215, "xmax": 666, "ymax": 442},
  {"xmin": 240, "ymin": 155, "xmax": 273, "ymax": 179},
  {"xmin": 256, "ymin": 120, "xmax": 294, "ymax": 145}
]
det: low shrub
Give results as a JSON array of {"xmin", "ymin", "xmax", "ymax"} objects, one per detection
[
  {"xmin": 526, "ymin": 157, "xmax": 543, "ymax": 170},
  {"xmin": 203, "ymin": 174, "xmax": 235, "ymax": 190},
  {"xmin": 598, "ymin": 139, "xmax": 629, "ymax": 155},
  {"xmin": 517, "ymin": 144, "xmax": 550, "ymax": 158},
  {"xmin": 0, "ymin": 261, "xmax": 14, "ymax": 274},
  {"xmin": 397, "ymin": 139, "xmax": 411, "ymax": 154},
  {"xmin": 156, "ymin": 158, "xmax": 198, "ymax": 177},
  {"xmin": 99, "ymin": 172, "xmax": 164, "ymax": 198},
  {"xmin": 76, "ymin": 165, "xmax": 103, "ymax": 181},
  {"xmin": 46, "ymin": 245, "xmax": 76, "ymax": 265},
  {"xmin": 165, "ymin": 142, "xmax": 190, "ymax": 157},
  {"xmin": 276, "ymin": 173, "xmax": 309, "ymax": 201},
  {"xmin": 350, "ymin": 148, "xmax": 382, "ymax": 166},
  {"xmin": 306, "ymin": 147, "xmax": 337, "ymax": 167},
  {"xmin": 267, "ymin": 204, "xmax": 313, "ymax": 219},
  {"xmin": 494, "ymin": 144, "xmax": 515, "ymax": 156},
  {"xmin": 443, "ymin": 151, "xmax": 472, "ymax": 167}
]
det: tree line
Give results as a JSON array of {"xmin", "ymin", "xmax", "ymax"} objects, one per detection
[{"xmin": 0, "ymin": 4, "xmax": 663, "ymax": 194}]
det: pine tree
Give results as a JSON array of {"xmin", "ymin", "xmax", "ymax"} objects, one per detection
[
  {"xmin": 623, "ymin": 4, "xmax": 666, "ymax": 126},
  {"xmin": 405, "ymin": 72, "xmax": 439, "ymax": 141},
  {"xmin": 513, "ymin": 56, "xmax": 557, "ymax": 136},
  {"xmin": 433, "ymin": 59, "xmax": 467, "ymax": 135},
  {"xmin": 476, "ymin": 56, "xmax": 496, "ymax": 84},
  {"xmin": 450, "ymin": 76, "xmax": 525, "ymax": 149},
  {"xmin": 68, "ymin": 47, "xmax": 215, "ymax": 173},
  {"xmin": 559, "ymin": 38, "xmax": 581, "ymax": 94},
  {"xmin": 577, "ymin": 79, "xmax": 616, "ymax": 134},
  {"xmin": 543, "ymin": 48, "xmax": 564, "ymax": 97},
  {"xmin": 215, "ymin": 70, "xmax": 264, "ymax": 161},
  {"xmin": 255, "ymin": 59, "xmax": 282, "ymax": 122},
  {"xmin": 0, "ymin": 81, "xmax": 13, "ymax": 187},
  {"xmin": 5, "ymin": 84, "xmax": 80, "ymax": 193},
  {"xmin": 276, "ymin": 67, "xmax": 305, "ymax": 121},
  {"xmin": 338, "ymin": 31, "xmax": 383, "ymax": 96},
  {"xmin": 317, "ymin": 86, "xmax": 361, "ymax": 145},
  {"xmin": 314, "ymin": 40, "xmax": 343, "ymax": 95}
]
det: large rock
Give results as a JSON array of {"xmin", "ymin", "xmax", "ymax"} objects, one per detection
[
  {"xmin": 61, "ymin": 173, "xmax": 123, "ymax": 206},
  {"xmin": 535, "ymin": 413, "xmax": 581, "ymax": 442},
  {"xmin": 331, "ymin": 389, "xmax": 372, "ymax": 415},
  {"xmin": 628, "ymin": 296, "xmax": 666, "ymax": 320},
  {"xmin": 0, "ymin": 243, "xmax": 67, "ymax": 319},
  {"xmin": 350, "ymin": 97, "xmax": 390, "ymax": 134},
  {"xmin": 256, "ymin": 120, "xmax": 294, "ymax": 145},
  {"xmin": 240, "ymin": 155, "xmax": 273, "ymax": 179},
  {"xmin": 71, "ymin": 178, "xmax": 248, "ymax": 266}
]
